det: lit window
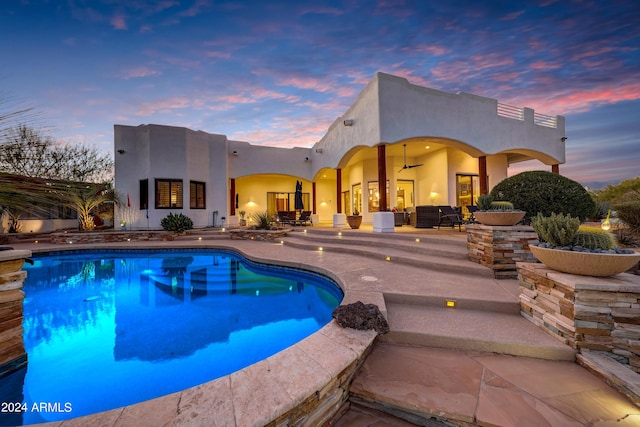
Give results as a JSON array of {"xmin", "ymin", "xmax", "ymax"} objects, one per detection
[{"xmin": 155, "ymin": 179, "xmax": 183, "ymax": 209}]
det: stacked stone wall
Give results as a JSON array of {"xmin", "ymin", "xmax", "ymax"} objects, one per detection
[
  {"xmin": 51, "ymin": 231, "xmax": 172, "ymax": 244},
  {"xmin": 229, "ymin": 229, "xmax": 287, "ymax": 242},
  {"xmin": 467, "ymin": 224, "xmax": 538, "ymax": 279},
  {"xmin": 518, "ymin": 262, "xmax": 640, "ymax": 372},
  {"xmin": 0, "ymin": 249, "xmax": 31, "ymax": 378}
]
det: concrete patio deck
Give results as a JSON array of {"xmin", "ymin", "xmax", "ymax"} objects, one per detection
[{"xmin": 5, "ymin": 224, "xmax": 640, "ymax": 426}]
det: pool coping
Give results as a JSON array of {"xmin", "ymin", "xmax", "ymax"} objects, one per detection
[{"xmin": 24, "ymin": 241, "xmax": 381, "ymax": 427}]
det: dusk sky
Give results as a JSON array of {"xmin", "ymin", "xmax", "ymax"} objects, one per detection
[{"xmin": 1, "ymin": 0, "xmax": 638, "ymax": 188}]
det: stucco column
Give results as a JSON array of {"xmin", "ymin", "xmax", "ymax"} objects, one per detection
[
  {"xmin": 479, "ymin": 156, "xmax": 488, "ymax": 195},
  {"xmin": 312, "ymin": 182, "xmax": 317, "ymax": 214},
  {"xmin": 377, "ymin": 144, "xmax": 388, "ymax": 211},
  {"xmin": 374, "ymin": 144, "xmax": 394, "ymax": 232},
  {"xmin": 333, "ymin": 168, "xmax": 346, "ymax": 227},
  {"xmin": 336, "ymin": 168, "xmax": 342, "ymax": 214},
  {"xmin": 229, "ymin": 178, "xmax": 236, "ymax": 216},
  {"xmin": 552, "ymin": 164, "xmax": 560, "ymax": 174}
]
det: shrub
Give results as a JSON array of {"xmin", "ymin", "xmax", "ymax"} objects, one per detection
[
  {"xmin": 160, "ymin": 213, "xmax": 194, "ymax": 233},
  {"xmin": 476, "ymin": 194, "xmax": 493, "ymax": 211},
  {"xmin": 531, "ymin": 212, "xmax": 580, "ymax": 247},
  {"xmin": 250, "ymin": 211, "xmax": 271, "ymax": 229},
  {"xmin": 613, "ymin": 190, "xmax": 640, "ymax": 233},
  {"xmin": 616, "ymin": 228, "xmax": 640, "ymax": 248},
  {"xmin": 594, "ymin": 177, "xmax": 640, "ymax": 202},
  {"xmin": 591, "ymin": 200, "xmax": 611, "ymax": 221},
  {"xmin": 490, "ymin": 171, "xmax": 596, "ymax": 224},
  {"xmin": 572, "ymin": 226, "xmax": 615, "ymax": 250}
]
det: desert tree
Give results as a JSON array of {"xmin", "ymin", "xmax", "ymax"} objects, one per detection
[{"xmin": 0, "ymin": 124, "xmax": 113, "ymax": 183}]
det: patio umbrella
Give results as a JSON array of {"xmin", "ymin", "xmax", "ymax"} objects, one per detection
[{"xmin": 294, "ymin": 180, "xmax": 304, "ymax": 210}]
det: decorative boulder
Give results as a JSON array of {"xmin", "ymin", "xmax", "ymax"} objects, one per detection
[{"xmin": 332, "ymin": 301, "xmax": 390, "ymax": 334}]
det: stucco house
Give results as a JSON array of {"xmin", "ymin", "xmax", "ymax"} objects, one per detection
[{"xmin": 114, "ymin": 72, "xmax": 565, "ymax": 230}]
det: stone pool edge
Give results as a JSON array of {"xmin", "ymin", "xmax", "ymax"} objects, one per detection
[{"xmin": 28, "ymin": 242, "xmax": 380, "ymax": 427}]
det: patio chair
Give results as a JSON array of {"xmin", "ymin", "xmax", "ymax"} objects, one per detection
[
  {"xmin": 466, "ymin": 205, "xmax": 479, "ymax": 223},
  {"xmin": 277, "ymin": 211, "xmax": 291, "ymax": 225},
  {"xmin": 437, "ymin": 205, "xmax": 463, "ymax": 231},
  {"xmin": 297, "ymin": 210, "xmax": 312, "ymax": 226}
]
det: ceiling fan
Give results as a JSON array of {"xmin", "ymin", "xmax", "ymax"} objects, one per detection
[{"xmin": 398, "ymin": 144, "xmax": 423, "ymax": 172}]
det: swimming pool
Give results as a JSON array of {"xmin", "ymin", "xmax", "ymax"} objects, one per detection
[{"xmin": 0, "ymin": 249, "xmax": 343, "ymax": 426}]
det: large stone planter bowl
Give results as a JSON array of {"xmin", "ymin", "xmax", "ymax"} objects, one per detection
[
  {"xmin": 474, "ymin": 211, "xmax": 526, "ymax": 226},
  {"xmin": 530, "ymin": 245, "xmax": 640, "ymax": 277}
]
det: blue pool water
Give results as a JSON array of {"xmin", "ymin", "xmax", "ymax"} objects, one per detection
[{"xmin": 0, "ymin": 249, "xmax": 342, "ymax": 426}]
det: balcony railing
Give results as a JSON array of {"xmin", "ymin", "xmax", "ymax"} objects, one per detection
[
  {"xmin": 497, "ymin": 102, "xmax": 558, "ymax": 128},
  {"xmin": 497, "ymin": 103, "xmax": 524, "ymax": 121},
  {"xmin": 533, "ymin": 112, "xmax": 557, "ymax": 128}
]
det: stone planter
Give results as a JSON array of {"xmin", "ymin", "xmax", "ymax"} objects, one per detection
[
  {"xmin": 530, "ymin": 245, "xmax": 640, "ymax": 277},
  {"xmin": 474, "ymin": 211, "xmax": 526, "ymax": 226},
  {"xmin": 347, "ymin": 215, "xmax": 362, "ymax": 229}
]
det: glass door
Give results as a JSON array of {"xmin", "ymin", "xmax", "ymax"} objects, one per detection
[
  {"xmin": 456, "ymin": 175, "xmax": 480, "ymax": 220},
  {"xmin": 351, "ymin": 183, "xmax": 362, "ymax": 215},
  {"xmin": 396, "ymin": 180, "xmax": 414, "ymax": 211}
]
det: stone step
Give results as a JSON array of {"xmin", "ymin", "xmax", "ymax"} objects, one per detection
[
  {"xmin": 281, "ymin": 236, "xmax": 491, "ymax": 278},
  {"xmin": 380, "ymin": 302, "xmax": 576, "ymax": 361},
  {"xmin": 283, "ymin": 232, "xmax": 467, "ymax": 260},
  {"xmin": 384, "ymin": 290, "xmax": 520, "ymax": 315},
  {"xmin": 292, "ymin": 227, "xmax": 466, "ymax": 246}
]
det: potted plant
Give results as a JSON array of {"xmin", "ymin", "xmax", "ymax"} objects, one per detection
[
  {"xmin": 347, "ymin": 209, "xmax": 362, "ymax": 229},
  {"xmin": 530, "ymin": 212, "xmax": 640, "ymax": 276},
  {"xmin": 473, "ymin": 194, "xmax": 526, "ymax": 226},
  {"xmin": 239, "ymin": 210, "xmax": 246, "ymax": 227}
]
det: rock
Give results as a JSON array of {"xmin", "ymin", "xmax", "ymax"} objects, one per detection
[{"xmin": 332, "ymin": 301, "xmax": 389, "ymax": 334}]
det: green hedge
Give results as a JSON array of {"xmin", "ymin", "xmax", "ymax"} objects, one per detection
[{"xmin": 490, "ymin": 171, "xmax": 595, "ymax": 224}]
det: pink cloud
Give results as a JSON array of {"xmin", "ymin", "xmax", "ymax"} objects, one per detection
[
  {"xmin": 110, "ymin": 13, "xmax": 127, "ymax": 30},
  {"xmin": 179, "ymin": 0, "xmax": 211, "ymax": 17},
  {"xmin": 469, "ymin": 53, "xmax": 515, "ymax": 70},
  {"xmin": 415, "ymin": 45, "xmax": 449, "ymax": 56},
  {"xmin": 231, "ymin": 116, "xmax": 332, "ymax": 148},
  {"xmin": 501, "ymin": 10, "xmax": 525, "ymax": 20},
  {"xmin": 492, "ymin": 71, "xmax": 524, "ymax": 82},
  {"xmin": 502, "ymin": 81, "xmax": 640, "ymax": 115},
  {"xmin": 530, "ymin": 60, "xmax": 562, "ymax": 70},
  {"xmin": 273, "ymin": 75, "xmax": 334, "ymax": 93},
  {"xmin": 135, "ymin": 97, "xmax": 192, "ymax": 115},
  {"xmin": 385, "ymin": 68, "xmax": 433, "ymax": 88},
  {"xmin": 119, "ymin": 66, "xmax": 161, "ymax": 80},
  {"xmin": 205, "ymin": 51, "xmax": 232, "ymax": 59}
]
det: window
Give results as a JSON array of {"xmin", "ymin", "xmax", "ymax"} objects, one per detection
[
  {"xmin": 266, "ymin": 192, "xmax": 309, "ymax": 217},
  {"xmin": 367, "ymin": 180, "xmax": 389, "ymax": 212},
  {"xmin": 396, "ymin": 180, "xmax": 414, "ymax": 210},
  {"xmin": 139, "ymin": 179, "xmax": 148, "ymax": 210},
  {"xmin": 190, "ymin": 181, "xmax": 206, "ymax": 209},
  {"xmin": 155, "ymin": 179, "xmax": 183, "ymax": 209}
]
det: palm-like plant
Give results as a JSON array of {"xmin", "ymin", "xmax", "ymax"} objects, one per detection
[
  {"xmin": 0, "ymin": 174, "xmax": 56, "ymax": 231},
  {"xmin": 55, "ymin": 183, "xmax": 118, "ymax": 231},
  {"xmin": 0, "ymin": 174, "xmax": 118, "ymax": 232}
]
